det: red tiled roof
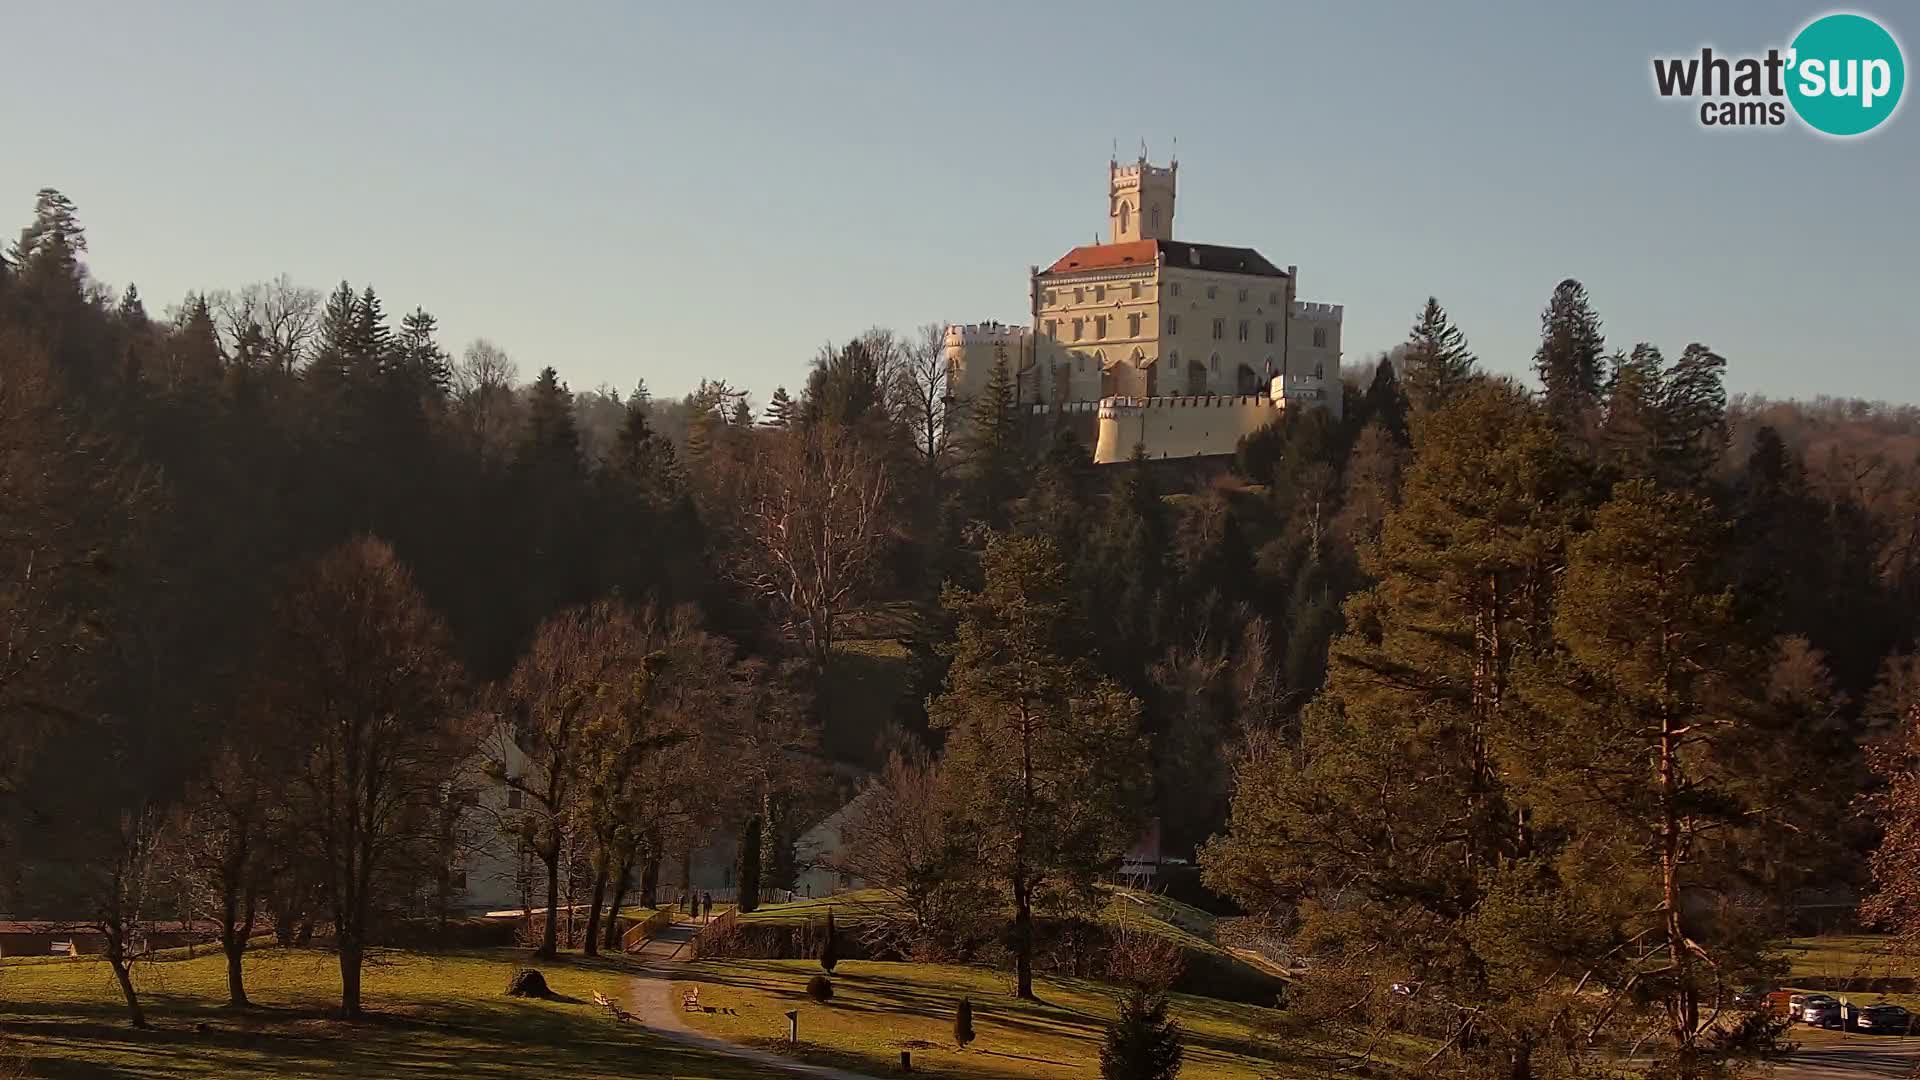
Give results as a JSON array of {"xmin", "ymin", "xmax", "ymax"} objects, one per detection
[
  {"xmin": 1044, "ymin": 240, "xmax": 1158, "ymax": 274},
  {"xmin": 1042, "ymin": 240, "xmax": 1290, "ymax": 279}
]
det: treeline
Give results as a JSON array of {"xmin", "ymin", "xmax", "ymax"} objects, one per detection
[{"xmin": 9, "ymin": 188, "xmax": 1920, "ymax": 1079}]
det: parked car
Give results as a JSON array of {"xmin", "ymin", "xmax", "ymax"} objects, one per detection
[
  {"xmin": 1856, "ymin": 1003, "xmax": 1914, "ymax": 1035},
  {"xmin": 1800, "ymin": 996, "xmax": 1841, "ymax": 1027},
  {"xmin": 1788, "ymin": 993, "xmax": 1813, "ymax": 1020}
]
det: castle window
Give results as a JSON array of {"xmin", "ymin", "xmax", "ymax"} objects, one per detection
[
  {"xmin": 1269, "ymin": 290, "xmax": 1280, "ymax": 305},
  {"xmin": 1211, "ymin": 318, "xmax": 1224, "ymax": 340},
  {"xmin": 1150, "ymin": 207, "xmax": 1161, "ymax": 233},
  {"xmin": 1313, "ymin": 327, "xmax": 1328, "ymax": 348},
  {"xmin": 1166, "ymin": 314, "xmax": 1179, "ymax": 335},
  {"xmin": 1237, "ymin": 320, "xmax": 1249, "ymax": 342},
  {"xmin": 1075, "ymin": 287, "xmax": 1085, "ymax": 303},
  {"xmin": 1313, "ymin": 360, "xmax": 1325, "ymax": 378},
  {"xmin": 1118, "ymin": 201, "xmax": 1132, "ymax": 234},
  {"xmin": 1238, "ymin": 288, "xmax": 1249, "ymax": 302},
  {"xmin": 1045, "ymin": 289, "xmax": 1056, "ymax": 306},
  {"xmin": 1095, "ymin": 285, "xmax": 1106, "ymax": 302},
  {"xmin": 1130, "ymin": 282, "xmax": 1141, "ymax": 299},
  {"xmin": 1073, "ymin": 318, "xmax": 1084, "ymax": 341},
  {"xmin": 1127, "ymin": 313, "xmax": 1139, "ymax": 337},
  {"xmin": 1209, "ymin": 353, "xmax": 1220, "ymax": 373},
  {"xmin": 1170, "ymin": 283, "xmax": 1181, "ymax": 298},
  {"xmin": 1206, "ymin": 285, "xmax": 1217, "ymax": 300},
  {"xmin": 1045, "ymin": 319, "xmax": 1057, "ymax": 338},
  {"xmin": 1265, "ymin": 322, "xmax": 1276, "ymax": 344},
  {"xmin": 1096, "ymin": 315, "xmax": 1108, "ymax": 339}
]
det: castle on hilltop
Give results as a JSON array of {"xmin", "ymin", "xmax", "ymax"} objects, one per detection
[{"xmin": 945, "ymin": 155, "xmax": 1343, "ymax": 464}]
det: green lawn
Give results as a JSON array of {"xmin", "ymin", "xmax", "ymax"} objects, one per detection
[
  {"xmin": 0, "ymin": 946, "xmax": 760, "ymax": 1079},
  {"xmin": 674, "ymin": 958, "xmax": 1345, "ymax": 1079}
]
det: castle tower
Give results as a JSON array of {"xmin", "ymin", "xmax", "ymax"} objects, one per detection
[{"xmin": 1109, "ymin": 155, "xmax": 1176, "ymax": 243}]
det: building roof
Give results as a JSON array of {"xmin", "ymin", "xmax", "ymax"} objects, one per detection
[{"xmin": 1043, "ymin": 240, "xmax": 1290, "ymax": 279}]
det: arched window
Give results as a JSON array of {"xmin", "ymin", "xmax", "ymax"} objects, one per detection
[
  {"xmin": 1186, "ymin": 359, "xmax": 1207, "ymax": 396},
  {"xmin": 1209, "ymin": 353, "xmax": 1220, "ymax": 373},
  {"xmin": 1313, "ymin": 360, "xmax": 1325, "ymax": 379},
  {"xmin": 1150, "ymin": 207, "xmax": 1161, "ymax": 233},
  {"xmin": 1119, "ymin": 201, "xmax": 1132, "ymax": 234}
]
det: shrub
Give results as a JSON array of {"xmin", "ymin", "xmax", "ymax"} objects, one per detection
[
  {"xmin": 807, "ymin": 974, "xmax": 833, "ymax": 1003},
  {"xmin": 954, "ymin": 996, "xmax": 976, "ymax": 1049},
  {"xmin": 1100, "ymin": 985, "xmax": 1183, "ymax": 1080}
]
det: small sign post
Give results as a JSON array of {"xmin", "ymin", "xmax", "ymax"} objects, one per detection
[{"xmin": 786, "ymin": 1010, "xmax": 798, "ymax": 1045}]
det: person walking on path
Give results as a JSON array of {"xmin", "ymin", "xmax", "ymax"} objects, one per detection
[{"xmin": 702, "ymin": 892, "xmax": 712, "ymax": 922}]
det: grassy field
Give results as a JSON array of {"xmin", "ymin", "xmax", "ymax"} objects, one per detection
[
  {"xmin": 674, "ymin": 958, "xmax": 1337, "ymax": 1079},
  {"xmin": 0, "ymin": 946, "xmax": 761, "ymax": 1079}
]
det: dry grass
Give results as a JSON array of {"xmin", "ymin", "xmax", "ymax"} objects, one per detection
[
  {"xmin": 674, "ymin": 958, "xmax": 1325, "ymax": 1079},
  {"xmin": 0, "ymin": 946, "xmax": 764, "ymax": 1078}
]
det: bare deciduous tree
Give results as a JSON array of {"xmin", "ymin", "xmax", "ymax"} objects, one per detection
[
  {"xmin": 900, "ymin": 322, "xmax": 952, "ymax": 470},
  {"xmin": 485, "ymin": 600, "xmax": 637, "ymax": 958},
  {"xmin": 727, "ymin": 426, "xmax": 892, "ymax": 668},
  {"xmin": 261, "ymin": 538, "xmax": 466, "ymax": 1017},
  {"xmin": 209, "ymin": 275, "xmax": 320, "ymax": 375}
]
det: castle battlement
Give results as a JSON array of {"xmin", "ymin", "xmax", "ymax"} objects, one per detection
[
  {"xmin": 1291, "ymin": 301, "xmax": 1343, "ymax": 321},
  {"xmin": 944, "ymin": 322, "xmax": 1031, "ymax": 343},
  {"xmin": 1098, "ymin": 393, "xmax": 1277, "ymax": 419}
]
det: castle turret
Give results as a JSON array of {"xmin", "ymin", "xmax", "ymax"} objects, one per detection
[{"xmin": 1109, "ymin": 155, "xmax": 1176, "ymax": 243}]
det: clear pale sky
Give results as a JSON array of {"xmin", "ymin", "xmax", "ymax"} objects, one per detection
[{"xmin": 2, "ymin": 1, "xmax": 1915, "ymax": 406}]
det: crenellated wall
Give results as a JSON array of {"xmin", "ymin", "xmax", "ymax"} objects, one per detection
[{"xmin": 1093, "ymin": 391, "xmax": 1282, "ymax": 465}]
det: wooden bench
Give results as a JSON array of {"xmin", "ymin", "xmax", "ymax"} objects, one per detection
[
  {"xmin": 591, "ymin": 990, "xmax": 635, "ymax": 1023},
  {"xmin": 682, "ymin": 987, "xmax": 701, "ymax": 1012}
]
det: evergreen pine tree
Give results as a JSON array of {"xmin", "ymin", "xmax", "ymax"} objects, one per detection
[
  {"xmin": 954, "ymin": 996, "xmax": 976, "ymax": 1049},
  {"xmin": 1082, "ymin": 447, "xmax": 1169, "ymax": 683},
  {"xmin": 931, "ymin": 534, "xmax": 1148, "ymax": 999},
  {"xmin": 520, "ymin": 367, "xmax": 582, "ymax": 472},
  {"xmin": 117, "ymin": 283, "xmax": 148, "ymax": 326},
  {"xmin": 170, "ymin": 293, "xmax": 225, "ymax": 386},
  {"xmin": 737, "ymin": 814, "xmax": 762, "ymax": 914},
  {"xmin": 1360, "ymin": 356, "xmax": 1409, "ymax": 444},
  {"xmin": 764, "ymin": 386, "xmax": 796, "ymax": 428},
  {"xmin": 398, "ymin": 307, "xmax": 453, "ymax": 396},
  {"xmin": 963, "ymin": 356, "xmax": 1024, "ymax": 527},
  {"xmin": 730, "ymin": 396, "xmax": 753, "ymax": 427},
  {"xmin": 10, "ymin": 188, "xmax": 87, "ymax": 285},
  {"xmin": 1400, "ymin": 297, "xmax": 1476, "ymax": 416},
  {"xmin": 349, "ymin": 286, "xmax": 394, "ymax": 384},
  {"xmin": 307, "ymin": 281, "xmax": 359, "ymax": 392},
  {"xmin": 1533, "ymin": 278, "xmax": 1607, "ymax": 437},
  {"xmin": 1510, "ymin": 479, "xmax": 1781, "ymax": 1075},
  {"xmin": 1099, "ymin": 986, "xmax": 1184, "ymax": 1080}
]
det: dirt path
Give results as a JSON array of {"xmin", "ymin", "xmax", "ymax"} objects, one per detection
[{"xmin": 623, "ymin": 923, "xmax": 884, "ymax": 1080}]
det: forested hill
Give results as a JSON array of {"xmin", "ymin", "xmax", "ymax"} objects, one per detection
[{"xmin": 9, "ymin": 187, "xmax": 1920, "ymax": 1070}]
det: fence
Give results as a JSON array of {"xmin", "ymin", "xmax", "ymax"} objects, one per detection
[
  {"xmin": 688, "ymin": 908, "xmax": 739, "ymax": 960},
  {"xmin": 620, "ymin": 908, "xmax": 675, "ymax": 954}
]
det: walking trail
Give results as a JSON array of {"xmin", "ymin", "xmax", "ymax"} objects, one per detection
[{"xmin": 622, "ymin": 921, "xmax": 884, "ymax": 1080}]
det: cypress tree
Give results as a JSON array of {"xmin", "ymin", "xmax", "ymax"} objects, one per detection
[
  {"xmin": 820, "ymin": 907, "xmax": 838, "ymax": 973},
  {"xmin": 1099, "ymin": 986, "xmax": 1184, "ymax": 1080},
  {"xmin": 737, "ymin": 815, "xmax": 762, "ymax": 914},
  {"xmin": 954, "ymin": 996, "xmax": 976, "ymax": 1049}
]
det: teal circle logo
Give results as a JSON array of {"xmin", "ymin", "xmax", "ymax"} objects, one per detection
[{"xmin": 1787, "ymin": 13, "xmax": 1905, "ymax": 136}]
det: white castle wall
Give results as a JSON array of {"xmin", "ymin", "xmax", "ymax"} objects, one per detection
[{"xmin": 1093, "ymin": 391, "xmax": 1282, "ymax": 465}]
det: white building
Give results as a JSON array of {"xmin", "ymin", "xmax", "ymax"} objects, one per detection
[{"xmin": 947, "ymin": 156, "xmax": 1343, "ymax": 463}]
